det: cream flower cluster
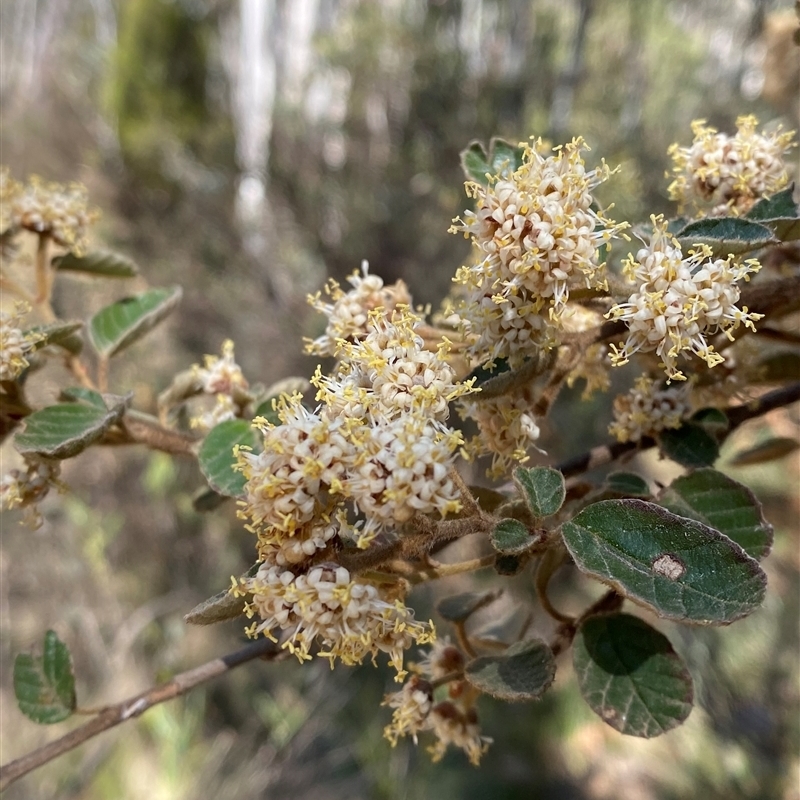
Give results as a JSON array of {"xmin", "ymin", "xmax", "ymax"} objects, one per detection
[
  {"xmin": 0, "ymin": 457, "xmax": 62, "ymax": 529},
  {"xmin": 383, "ymin": 639, "xmax": 491, "ymax": 765},
  {"xmin": 608, "ymin": 375, "xmax": 692, "ymax": 443},
  {"xmin": 236, "ymin": 564, "xmax": 434, "ymax": 678},
  {"xmin": 236, "ymin": 302, "xmax": 471, "ymax": 674},
  {"xmin": 607, "ymin": 216, "xmax": 762, "ymax": 381},
  {"xmin": 668, "ymin": 116, "xmax": 795, "ymax": 216},
  {"xmin": 306, "ymin": 261, "xmax": 412, "ymax": 356},
  {"xmin": 190, "ymin": 340, "xmax": 249, "ymax": 431},
  {"xmin": 450, "ymin": 137, "xmax": 626, "ymax": 366},
  {"xmin": 460, "ymin": 389, "xmax": 542, "ymax": 479},
  {"xmin": 4, "ymin": 173, "xmax": 99, "ymax": 252},
  {"xmin": 0, "ymin": 303, "xmax": 42, "ymax": 381}
]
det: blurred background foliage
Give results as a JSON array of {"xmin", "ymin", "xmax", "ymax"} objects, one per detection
[{"xmin": 0, "ymin": 1, "xmax": 798, "ymax": 798}]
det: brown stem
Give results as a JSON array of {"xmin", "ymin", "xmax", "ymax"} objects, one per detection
[
  {"xmin": 430, "ymin": 670, "xmax": 465, "ymax": 690},
  {"xmin": 107, "ymin": 409, "xmax": 200, "ymax": 456},
  {"xmin": 0, "ymin": 637, "xmax": 282, "ymax": 793},
  {"xmin": 535, "ymin": 546, "xmax": 574, "ymax": 625},
  {"xmin": 454, "ymin": 620, "xmax": 477, "ymax": 658},
  {"xmin": 97, "ymin": 356, "xmax": 110, "ymax": 393},
  {"xmin": 0, "ymin": 274, "xmax": 35, "ymax": 304},
  {"xmin": 413, "ymin": 553, "xmax": 496, "ymax": 583},
  {"xmin": 33, "ymin": 235, "xmax": 56, "ymax": 322}
]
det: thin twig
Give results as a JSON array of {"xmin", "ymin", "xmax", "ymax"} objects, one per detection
[
  {"xmin": 0, "ymin": 637, "xmax": 282, "ymax": 792},
  {"xmin": 412, "ymin": 553, "xmax": 496, "ymax": 583},
  {"xmin": 33, "ymin": 234, "xmax": 56, "ymax": 322},
  {"xmin": 556, "ymin": 381, "xmax": 800, "ymax": 479}
]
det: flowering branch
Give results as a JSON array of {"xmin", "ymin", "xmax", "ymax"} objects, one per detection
[{"xmin": 0, "ymin": 637, "xmax": 283, "ymax": 793}]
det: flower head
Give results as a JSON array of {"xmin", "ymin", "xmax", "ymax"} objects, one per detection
[
  {"xmin": 383, "ymin": 676, "xmax": 434, "ymax": 745},
  {"xmin": 240, "ymin": 563, "xmax": 434, "ymax": 678},
  {"xmin": 7, "ymin": 175, "xmax": 99, "ymax": 252},
  {"xmin": 1, "ymin": 303, "xmax": 42, "ymax": 381},
  {"xmin": 607, "ymin": 216, "xmax": 762, "ymax": 381},
  {"xmin": 1, "ymin": 457, "xmax": 62, "ymax": 529},
  {"xmin": 306, "ymin": 261, "xmax": 412, "ymax": 356},
  {"xmin": 451, "ymin": 137, "xmax": 626, "ymax": 366},
  {"xmin": 460, "ymin": 387, "xmax": 542, "ymax": 479},
  {"xmin": 194, "ymin": 339, "xmax": 248, "ymax": 397},
  {"xmin": 427, "ymin": 702, "xmax": 492, "ymax": 766},
  {"xmin": 668, "ymin": 116, "xmax": 795, "ymax": 216},
  {"xmin": 609, "ymin": 375, "xmax": 692, "ymax": 442}
]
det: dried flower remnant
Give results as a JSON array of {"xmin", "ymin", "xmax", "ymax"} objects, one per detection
[
  {"xmin": 383, "ymin": 676, "xmax": 434, "ymax": 745},
  {"xmin": 427, "ymin": 702, "xmax": 492, "ymax": 766},
  {"xmin": 607, "ymin": 216, "xmax": 762, "ymax": 381},
  {"xmin": 0, "ymin": 303, "xmax": 42, "ymax": 381},
  {"xmin": 668, "ymin": 116, "xmax": 795, "ymax": 216},
  {"xmin": 6, "ymin": 174, "xmax": 99, "ymax": 253},
  {"xmin": 609, "ymin": 375, "xmax": 692, "ymax": 443},
  {"xmin": 237, "ymin": 564, "xmax": 434, "ymax": 678},
  {"xmin": 306, "ymin": 260, "xmax": 412, "ymax": 356},
  {"xmin": 451, "ymin": 137, "xmax": 626, "ymax": 366},
  {"xmin": 0, "ymin": 457, "xmax": 62, "ymax": 529}
]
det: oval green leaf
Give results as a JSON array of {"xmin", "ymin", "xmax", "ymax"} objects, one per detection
[
  {"xmin": 14, "ymin": 397, "xmax": 126, "ymax": 459},
  {"xmin": 489, "ymin": 137, "xmax": 525, "ymax": 177},
  {"xmin": 25, "ymin": 321, "xmax": 84, "ymax": 354},
  {"xmin": 676, "ymin": 217, "xmax": 776, "ymax": 257},
  {"xmin": 460, "ymin": 141, "xmax": 492, "ymax": 185},
  {"xmin": 198, "ymin": 418, "xmax": 258, "ymax": 498},
  {"xmin": 490, "ymin": 518, "xmax": 532, "ymax": 555},
  {"xmin": 659, "ymin": 468, "xmax": 773, "ymax": 560},
  {"xmin": 561, "ymin": 499, "xmax": 766, "ymax": 625},
  {"xmin": 573, "ymin": 613, "xmax": 693, "ymax": 737},
  {"xmin": 53, "ymin": 249, "xmax": 139, "ymax": 278},
  {"xmin": 436, "ymin": 590, "xmax": 502, "ymax": 623},
  {"xmin": 514, "ymin": 466, "xmax": 566, "ymax": 518},
  {"xmin": 658, "ymin": 422, "xmax": 719, "ymax": 468},
  {"xmin": 465, "ymin": 639, "xmax": 556, "ymax": 702},
  {"xmin": 89, "ymin": 286, "xmax": 182, "ymax": 357},
  {"xmin": 606, "ymin": 472, "xmax": 650, "ymax": 497},
  {"xmin": 745, "ymin": 185, "xmax": 798, "ymax": 221},
  {"xmin": 14, "ymin": 630, "xmax": 76, "ymax": 724},
  {"xmin": 59, "ymin": 387, "xmax": 107, "ymax": 409}
]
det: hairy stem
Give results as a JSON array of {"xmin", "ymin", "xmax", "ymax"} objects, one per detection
[{"xmin": 33, "ymin": 234, "xmax": 56, "ymax": 321}]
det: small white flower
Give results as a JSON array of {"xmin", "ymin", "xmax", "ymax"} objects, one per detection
[{"xmin": 609, "ymin": 375, "xmax": 692, "ymax": 443}]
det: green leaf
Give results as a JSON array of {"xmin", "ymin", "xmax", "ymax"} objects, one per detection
[
  {"xmin": 514, "ymin": 466, "xmax": 565, "ymax": 518},
  {"xmin": 745, "ymin": 185, "xmax": 798, "ymax": 221},
  {"xmin": 59, "ymin": 387, "xmax": 107, "ymax": 409},
  {"xmin": 253, "ymin": 398, "xmax": 282, "ymax": 426},
  {"xmin": 184, "ymin": 564, "xmax": 259, "ymax": 625},
  {"xmin": 14, "ymin": 630, "xmax": 76, "ymax": 724},
  {"xmin": 728, "ymin": 436, "xmax": 799, "ymax": 467},
  {"xmin": 191, "ymin": 487, "xmax": 228, "ymax": 513},
  {"xmin": 690, "ymin": 407, "xmax": 729, "ymax": 434},
  {"xmin": 460, "ymin": 142, "xmax": 492, "ymax": 185},
  {"xmin": 659, "ymin": 468, "xmax": 773, "ymax": 560},
  {"xmin": 89, "ymin": 286, "xmax": 182, "ymax": 357},
  {"xmin": 489, "ymin": 137, "xmax": 525, "ymax": 178},
  {"xmin": 561, "ymin": 499, "xmax": 766, "ymax": 624},
  {"xmin": 756, "ymin": 350, "xmax": 800, "ymax": 383},
  {"xmin": 198, "ymin": 418, "xmax": 258, "ymax": 498},
  {"xmin": 53, "ymin": 250, "xmax": 139, "ymax": 278},
  {"xmin": 464, "ymin": 351, "xmax": 554, "ymax": 400},
  {"xmin": 744, "ymin": 185, "xmax": 800, "ymax": 240},
  {"xmin": 658, "ymin": 422, "xmax": 719, "ymax": 468},
  {"xmin": 464, "ymin": 639, "xmax": 556, "ymax": 702},
  {"xmin": 15, "ymin": 396, "xmax": 126, "ymax": 459},
  {"xmin": 491, "ymin": 518, "xmax": 533, "ymax": 555},
  {"xmin": 437, "ymin": 590, "xmax": 502, "ymax": 623},
  {"xmin": 494, "ymin": 553, "xmax": 529, "ymax": 576},
  {"xmin": 606, "ymin": 472, "xmax": 650, "ymax": 497},
  {"xmin": 676, "ymin": 217, "xmax": 776, "ymax": 257},
  {"xmin": 573, "ymin": 613, "xmax": 693, "ymax": 737},
  {"xmin": 25, "ymin": 321, "xmax": 84, "ymax": 354}
]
